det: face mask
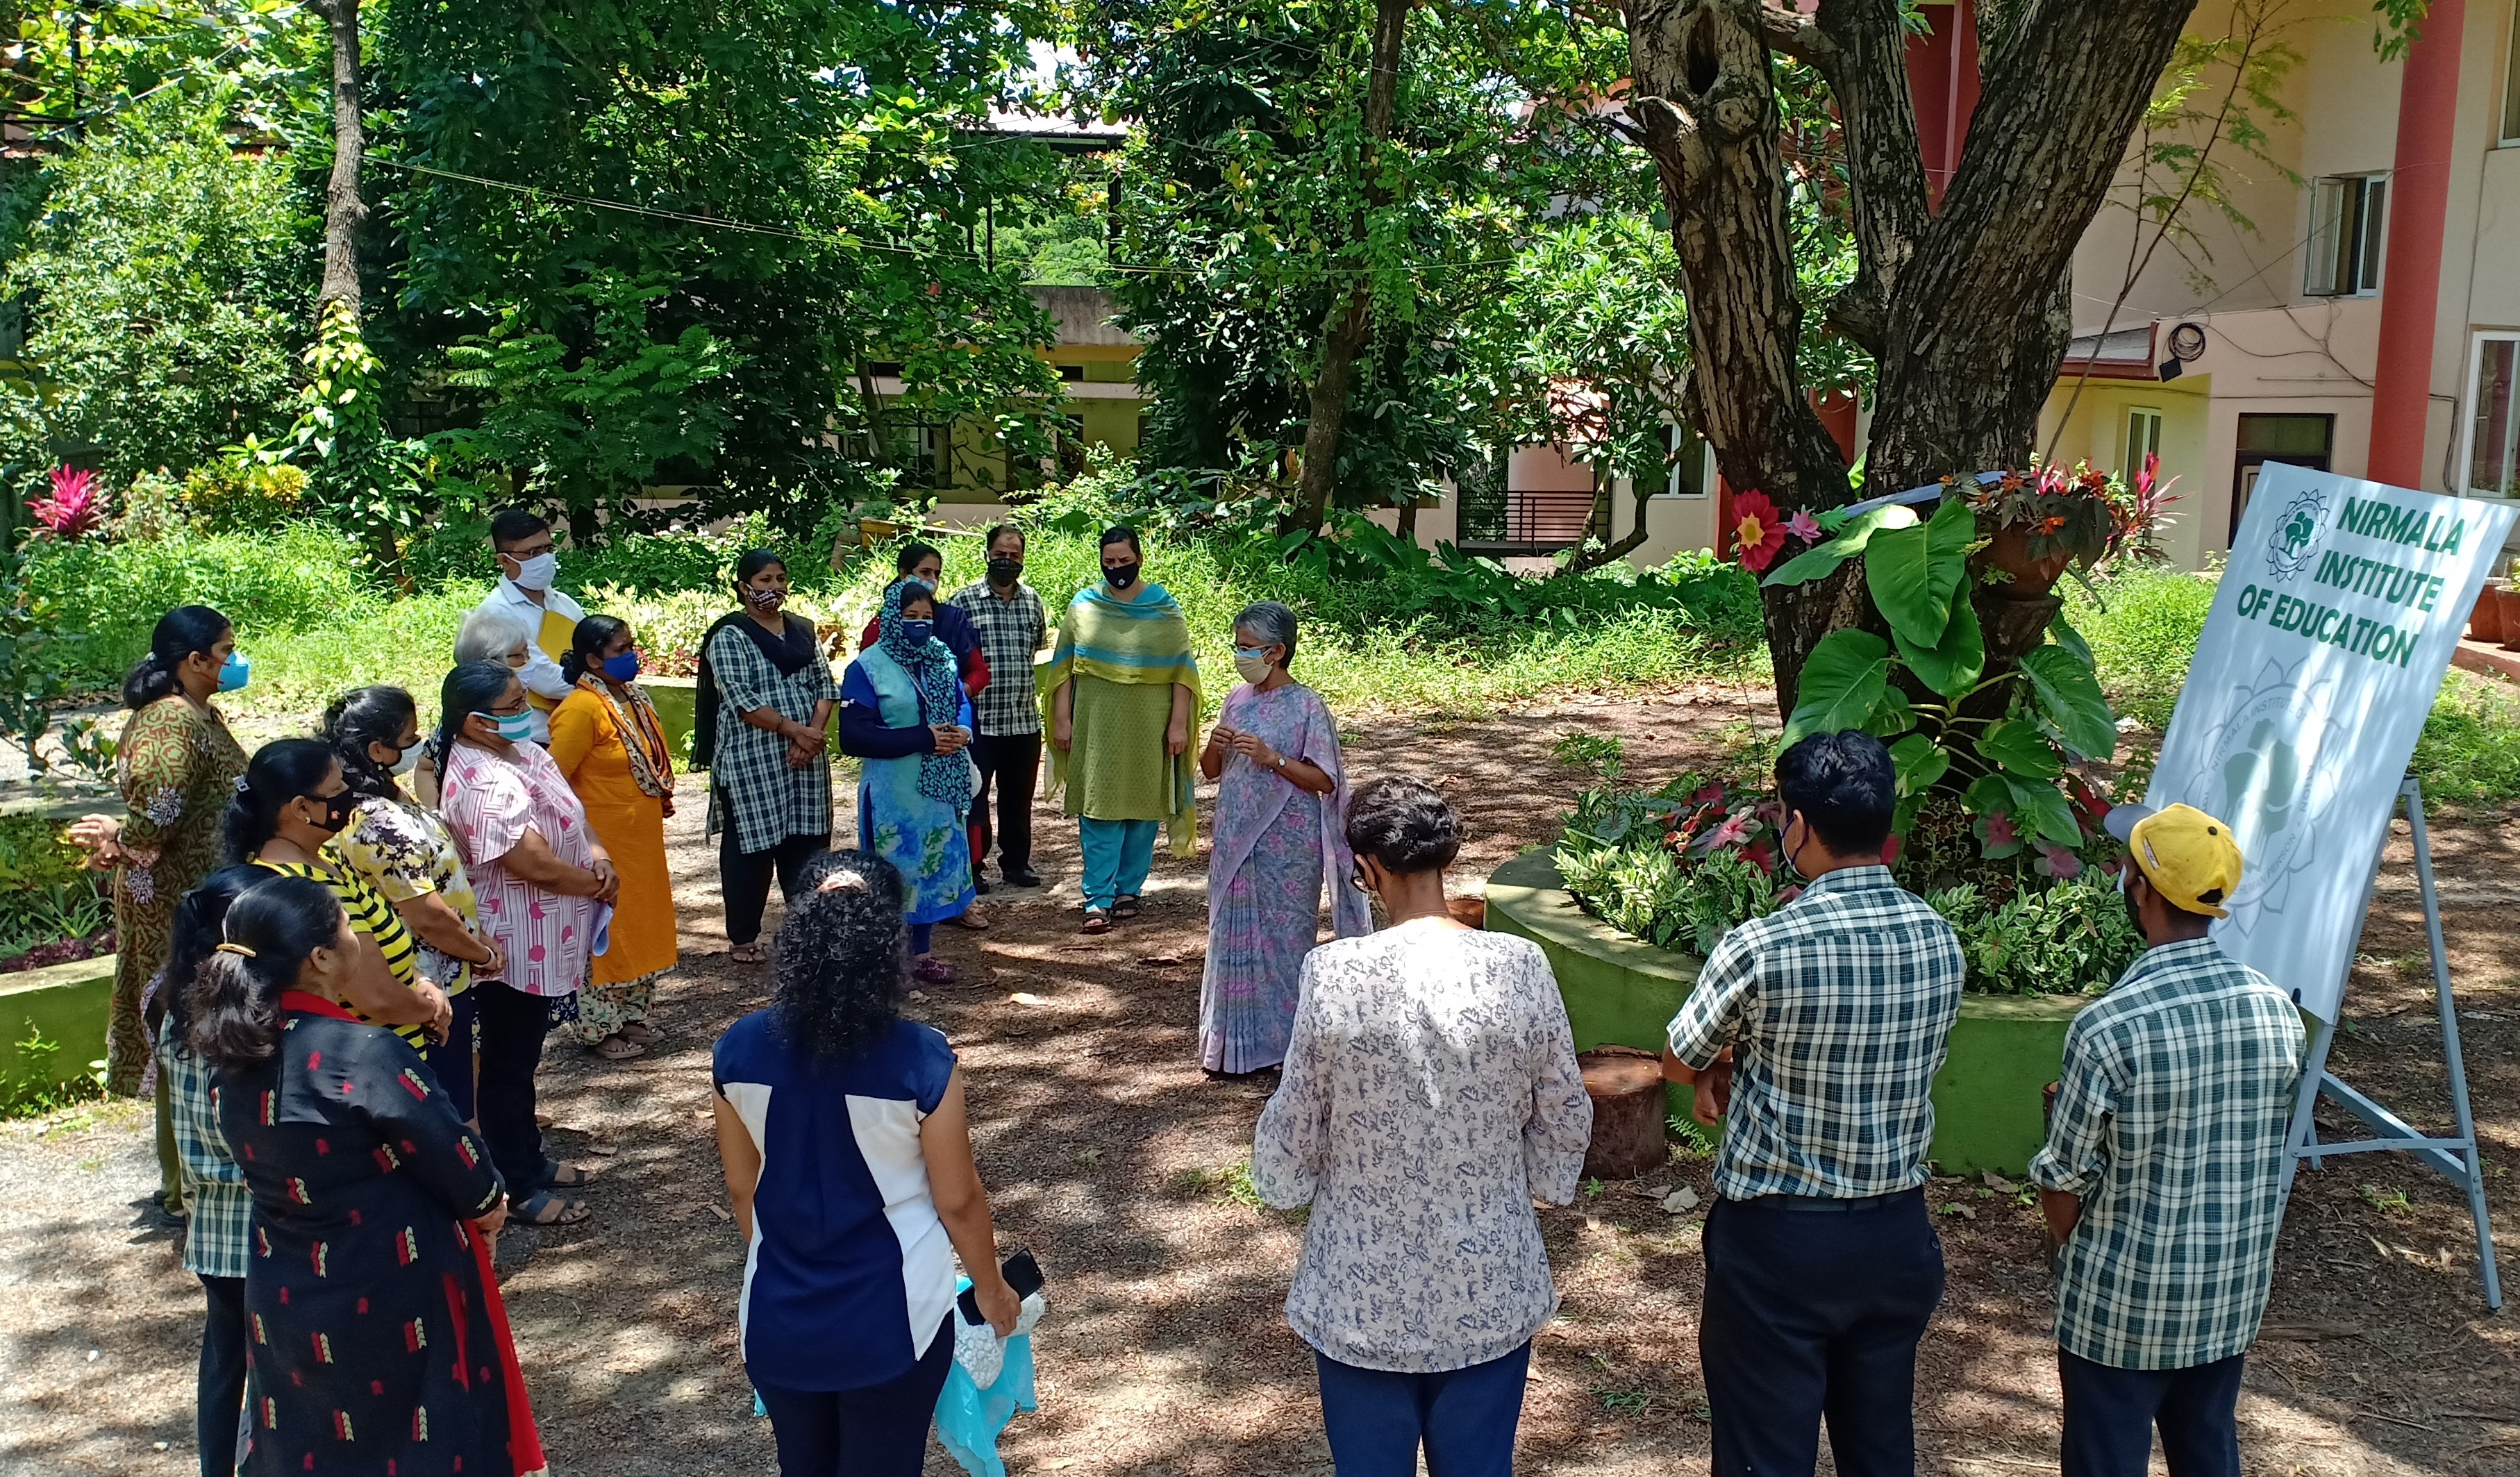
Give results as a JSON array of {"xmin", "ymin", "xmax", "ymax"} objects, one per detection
[
  {"xmin": 1778, "ymin": 815, "xmax": 1805, "ymax": 882},
  {"xmin": 987, "ymin": 558, "xmax": 1024, "ymax": 587},
  {"xmin": 601, "ymin": 651, "xmax": 642, "ymax": 683},
  {"xmin": 899, "ymin": 619, "xmax": 935, "ymax": 647},
  {"xmin": 475, "ymin": 709, "xmax": 536, "ymax": 744},
  {"xmin": 387, "ymin": 746, "xmax": 419, "ymax": 777},
  {"xmin": 508, "ymin": 551, "xmax": 558, "ymax": 591},
  {"xmin": 217, "ymin": 651, "xmax": 251, "ymax": 693},
  {"xmin": 1233, "ymin": 648, "xmax": 1274, "ymax": 685},
  {"xmin": 303, "ymin": 790, "xmax": 357, "ymax": 835},
  {"xmin": 1103, "ymin": 560, "xmax": 1140, "ymax": 590},
  {"xmin": 745, "ymin": 587, "xmax": 785, "ymax": 611}
]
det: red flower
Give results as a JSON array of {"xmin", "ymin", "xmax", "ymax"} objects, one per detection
[
  {"xmin": 1880, "ymin": 833, "xmax": 1902, "ymax": 865},
  {"xmin": 1730, "ymin": 490, "xmax": 1787, "ymax": 573},
  {"xmin": 28, "ymin": 465, "xmax": 106, "ymax": 541}
]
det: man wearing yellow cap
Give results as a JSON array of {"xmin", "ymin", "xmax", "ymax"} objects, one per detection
[{"xmin": 2029, "ymin": 802, "xmax": 2305, "ymax": 1477}]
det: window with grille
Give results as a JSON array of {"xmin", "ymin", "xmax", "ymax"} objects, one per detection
[
  {"xmin": 2305, "ymin": 175, "xmax": 2387, "ymax": 297},
  {"xmin": 2125, "ymin": 407, "xmax": 2163, "ymax": 476}
]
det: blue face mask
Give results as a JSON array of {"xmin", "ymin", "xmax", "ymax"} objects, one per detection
[
  {"xmin": 601, "ymin": 651, "xmax": 642, "ymax": 683},
  {"xmin": 899, "ymin": 619, "xmax": 935, "ymax": 646},
  {"xmin": 216, "ymin": 651, "xmax": 251, "ymax": 693},
  {"xmin": 475, "ymin": 709, "xmax": 535, "ymax": 743}
]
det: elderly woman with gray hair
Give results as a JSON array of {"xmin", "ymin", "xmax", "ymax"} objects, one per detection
[{"xmin": 1195, "ymin": 601, "xmax": 1369, "ymax": 1075}]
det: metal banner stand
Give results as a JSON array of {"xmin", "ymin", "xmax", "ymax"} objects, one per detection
[{"xmin": 2278, "ymin": 775, "xmax": 2501, "ymax": 1311}]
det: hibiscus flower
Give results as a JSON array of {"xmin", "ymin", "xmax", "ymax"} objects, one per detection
[{"xmin": 1730, "ymin": 490, "xmax": 1787, "ymax": 573}]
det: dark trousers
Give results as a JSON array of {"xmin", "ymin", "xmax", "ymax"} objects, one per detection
[
  {"xmin": 1701, "ymin": 1189, "xmax": 1946, "ymax": 1477},
  {"xmin": 1315, "ymin": 1340, "xmax": 1532, "ymax": 1477},
  {"xmin": 753, "ymin": 1316, "xmax": 956, "ymax": 1477},
  {"xmin": 419, "ymin": 987, "xmax": 480, "ymax": 1123},
  {"xmin": 721, "ymin": 826, "xmax": 831, "ymax": 945},
  {"xmin": 199, "ymin": 1274, "xmax": 247, "ymax": 1477},
  {"xmin": 969, "ymin": 731, "xmax": 1041, "ymax": 878},
  {"xmin": 2059, "ymin": 1348, "xmax": 2244, "ymax": 1477},
  {"xmin": 475, "ymin": 981, "xmax": 556, "ymax": 1199}
]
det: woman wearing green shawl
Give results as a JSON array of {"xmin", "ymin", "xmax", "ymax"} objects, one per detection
[{"xmin": 1044, "ymin": 526, "xmax": 1201, "ymax": 935}]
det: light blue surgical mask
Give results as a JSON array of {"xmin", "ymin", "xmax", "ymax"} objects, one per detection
[
  {"xmin": 475, "ymin": 709, "xmax": 535, "ymax": 744},
  {"xmin": 217, "ymin": 651, "xmax": 251, "ymax": 693}
]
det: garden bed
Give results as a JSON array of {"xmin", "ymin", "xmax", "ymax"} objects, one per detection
[
  {"xmin": 0, "ymin": 952, "xmax": 115, "ymax": 1109},
  {"xmin": 1486, "ymin": 849, "xmax": 2093, "ymax": 1174}
]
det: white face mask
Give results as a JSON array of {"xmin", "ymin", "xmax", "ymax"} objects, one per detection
[
  {"xmin": 1233, "ymin": 649, "xmax": 1274, "ymax": 685},
  {"xmin": 387, "ymin": 745, "xmax": 420, "ymax": 777},
  {"xmin": 509, "ymin": 551, "xmax": 558, "ymax": 591}
]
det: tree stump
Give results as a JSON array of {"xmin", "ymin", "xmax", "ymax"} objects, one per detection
[{"xmin": 1578, "ymin": 1046, "xmax": 1669, "ymax": 1181}]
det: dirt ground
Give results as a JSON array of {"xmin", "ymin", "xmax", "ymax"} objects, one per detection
[{"xmin": 4, "ymin": 684, "xmax": 2517, "ymax": 1476}]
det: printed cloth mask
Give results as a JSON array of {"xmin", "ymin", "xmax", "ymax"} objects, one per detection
[
  {"xmin": 510, "ymin": 551, "xmax": 558, "ymax": 591},
  {"xmin": 477, "ymin": 709, "xmax": 536, "ymax": 744},
  {"xmin": 217, "ymin": 651, "xmax": 251, "ymax": 693},
  {"xmin": 745, "ymin": 587, "xmax": 785, "ymax": 610},
  {"xmin": 304, "ymin": 790, "xmax": 358, "ymax": 835}
]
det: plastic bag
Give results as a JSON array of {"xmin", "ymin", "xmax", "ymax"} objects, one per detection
[{"xmin": 934, "ymin": 1280, "xmax": 1042, "ymax": 1477}]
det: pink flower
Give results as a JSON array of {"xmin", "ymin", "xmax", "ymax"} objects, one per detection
[
  {"xmin": 28, "ymin": 465, "xmax": 106, "ymax": 540},
  {"xmin": 1785, "ymin": 509, "xmax": 1823, "ymax": 544}
]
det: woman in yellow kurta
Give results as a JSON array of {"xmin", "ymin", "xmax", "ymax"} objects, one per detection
[{"xmin": 550, "ymin": 615, "xmax": 678, "ymax": 1059}]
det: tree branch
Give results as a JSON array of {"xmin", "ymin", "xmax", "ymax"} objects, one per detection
[{"xmin": 1812, "ymin": 0, "xmax": 1928, "ymax": 362}]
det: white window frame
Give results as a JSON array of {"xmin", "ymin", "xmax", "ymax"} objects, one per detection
[
  {"xmin": 1658, "ymin": 422, "xmax": 1717, "ymax": 498},
  {"xmin": 2125, "ymin": 406, "xmax": 2164, "ymax": 475},
  {"xmin": 2305, "ymin": 174, "xmax": 2388, "ymax": 298},
  {"xmin": 2459, "ymin": 330, "xmax": 2520, "ymax": 500},
  {"xmin": 2502, "ymin": 0, "xmax": 2520, "ymax": 147}
]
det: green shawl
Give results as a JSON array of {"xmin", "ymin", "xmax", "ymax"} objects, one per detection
[{"xmin": 1041, "ymin": 582, "xmax": 1203, "ymax": 856}]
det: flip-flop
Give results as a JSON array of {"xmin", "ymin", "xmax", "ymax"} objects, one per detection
[
  {"xmin": 619, "ymin": 1021, "xmax": 664, "ymax": 1045},
  {"xmin": 947, "ymin": 908, "xmax": 990, "ymax": 931},
  {"xmin": 593, "ymin": 1033, "xmax": 646, "ymax": 1060},
  {"xmin": 511, "ymin": 1190, "xmax": 591, "ymax": 1226}
]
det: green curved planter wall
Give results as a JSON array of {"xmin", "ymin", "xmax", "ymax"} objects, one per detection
[
  {"xmin": 0, "ymin": 953, "xmax": 116, "ymax": 1107},
  {"xmin": 1485, "ymin": 849, "xmax": 2096, "ymax": 1175}
]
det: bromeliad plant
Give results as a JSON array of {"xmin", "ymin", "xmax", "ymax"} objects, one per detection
[{"xmin": 1762, "ymin": 494, "xmax": 2119, "ymax": 869}]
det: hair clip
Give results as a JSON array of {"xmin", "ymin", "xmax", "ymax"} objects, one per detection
[
  {"xmin": 816, "ymin": 869, "xmax": 870, "ymax": 894},
  {"xmin": 234, "ymin": 775, "xmax": 253, "ymax": 792},
  {"xmin": 215, "ymin": 941, "xmax": 257, "ymax": 958}
]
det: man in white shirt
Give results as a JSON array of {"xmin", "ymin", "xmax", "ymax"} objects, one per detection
[{"xmin": 472, "ymin": 509, "xmax": 583, "ymax": 744}]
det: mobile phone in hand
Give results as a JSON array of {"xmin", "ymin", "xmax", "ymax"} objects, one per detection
[{"xmin": 959, "ymin": 1247, "xmax": 1045, "ymax": 1324}]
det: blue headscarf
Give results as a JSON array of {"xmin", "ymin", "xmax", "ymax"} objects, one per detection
[{"xmin": 881, "ymin": 581, "xmax": 973, "ymax": 809}]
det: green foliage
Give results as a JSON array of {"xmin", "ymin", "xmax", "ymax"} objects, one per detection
[
  {"xmin": 24, "ymin": 524, "xmax": 375, "ymax": 685},
  {"xmin": 0, "ymin": 537, "xmax": 85, "ymax": 772},
  {"xmin": 0, "ymin": 88, "xmax": 315, "ymax": 487},
  {"xmin": 1923, "ymin": 879, "xmax": 2143, "ymax": 997},
  {"xmin": 183, "ymin": 458, "xmax": 310, "ymax": 535},
  {"xmin": 0, "ymin": 814, "xmax": 90, "ymax": 897},
  {"xmin": 1552, "ymin": 733, "xmax": 1626, "ymax": 780},
  {"xmin": 2412, "ymin": 673, "xmax": 2520, "ymax": 809},
  {"xmin": 2063, "ymin": 565, "xmax": 2214, "ymax": 730},
  {"xmin": 276, "ymin": 301, "xmax": 435, "ymax": 568}
]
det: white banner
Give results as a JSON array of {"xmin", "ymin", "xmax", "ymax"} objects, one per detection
[{"xmin": 2144, "ymin": 464, "xmax": 2514, "ymax": 1022}]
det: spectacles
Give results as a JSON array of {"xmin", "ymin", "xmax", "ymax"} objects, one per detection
[{"xmin": 501, "ymin": 541, "xmax": 556, "ymax": 560}]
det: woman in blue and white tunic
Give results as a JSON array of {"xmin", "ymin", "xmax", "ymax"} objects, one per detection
[{"xmin": 836, "ymin": 581, "xmax": 978, "ymax": 983}]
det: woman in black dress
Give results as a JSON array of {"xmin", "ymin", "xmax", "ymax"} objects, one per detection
[{"xmin": 192, "ymin": 874, "xmax": 545, "ymax": 1477}]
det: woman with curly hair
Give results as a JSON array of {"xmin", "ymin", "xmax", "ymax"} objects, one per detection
[{"xmin": 712, "ymin": 849, "xmax": 1019, "ymax": 1476}]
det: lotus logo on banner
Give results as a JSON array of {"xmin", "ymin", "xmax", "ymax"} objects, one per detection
[{"xmin": 2145, "ymin": 462, "xmax": 2514, "ymax": 1022}]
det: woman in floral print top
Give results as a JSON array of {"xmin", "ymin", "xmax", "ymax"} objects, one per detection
[
  {"xmin": 72, "ymin": 607, "xmax": 249, "ymax": 1112},
  {"xmin": 1252, "ymin": 777, "xmax": 1592, "ymax": 1476}
]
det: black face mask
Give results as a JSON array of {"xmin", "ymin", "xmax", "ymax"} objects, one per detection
[
  {"xmin": 305, "ymin": 790, "xmax": 357, "ymax": 835},
  {"xmin": 1103, "ymin": 561, "xmax": 1141, "ymax": 590},
  {"xmin": 987, "ymin": 558, "xmax": 1024, "ymax": 587}
]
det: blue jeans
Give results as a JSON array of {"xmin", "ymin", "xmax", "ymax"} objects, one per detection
[
  {"xmin": 1315, "ymin": 1341, "xmax": 1532, "ymax": 1477},
  {"xmin": 2059, "ymin": 1348, "xmax": 2244, "ymax": 1477},
  {"xmin": 1078, "ymin": 817, "xmax": 1158, "ymax": 911}
]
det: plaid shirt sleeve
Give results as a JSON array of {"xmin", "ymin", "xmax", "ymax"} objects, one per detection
[
  {"xmin": 1667, "ymin": 929, "xmax": 1755, "ymax": 1070},
  {"xmin": 708, "ymin": 626, "xmax": 773, "ymax": 713},
  {"xmin": 2029, "ymin": 1017, "xmax": 2121, "ymax": 1196}
]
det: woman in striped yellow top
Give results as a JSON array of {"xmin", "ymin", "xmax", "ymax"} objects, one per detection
[{"xmin": 222, "ymin": 740, "xmax": 450, "ymax": 1055}]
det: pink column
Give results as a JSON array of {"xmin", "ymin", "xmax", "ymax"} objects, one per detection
[{"xmin": 2367, "ymin": 0, "xmax": 2465, "ymax": 489}]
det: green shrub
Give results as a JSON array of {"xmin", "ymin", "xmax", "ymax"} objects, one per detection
[
  {"xmin": 2414, "ymin": 671, "xmax": 2520, "ymax": 808},
  {"xmin": 183, "ymin": 459, "xmax": 309, "ymax": 534},
  {"xmin": 32, "ymin": 524, "xmax": 377, "ymax": 685},
  {"xmin": 2064, "ymin": 565, "xmax": 2217, "ymax": 731},
  {"xmin": 1924, "ymin": 878, "xmax": 2142, "ymax": 996},
  {"xmin": 0, "ymin": 815, "xmax": 88, "ymax": 896}
]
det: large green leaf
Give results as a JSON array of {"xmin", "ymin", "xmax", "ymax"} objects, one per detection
[
  {"xmin": 1862, "ymin": 497, "xmax": 1977, "ymax": 648},
  {"xmin": 1783, "ymin": 629, "xmax": 1892, "ymax": 745},
  {"xmin": 1892, "ymin": 595, "xmax": 1985, "ymax": 701},
  {"xmin": 1976, "ymin": 717, "xmax": 2063, "ymax": 781},
  {"xmin": 1764, "ymin": 506, "xmax": 1903, "ymax": 587},
  {"xmin": 2048, "ymin": 614, "xmax": 2094, "ymax": 669},
  {"xmin": 2006, "ymin": 774, "xmax": 2086, "ymax": 848},
  {"xmin": 1868, "ymin": 687, "xmax": 1917, "ymax": 738},
  {"xmin": 1888, "ymin": 732, "xmax": 1952, "ymax": 796},
  {"xmin": 2019, "ymin": 645, "xmax": 2118, "ymax": 760}
]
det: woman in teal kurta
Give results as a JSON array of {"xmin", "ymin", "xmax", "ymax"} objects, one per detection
[{"xmin": 837, "ymin": 582, "xmax": 977, "ymax": 984}]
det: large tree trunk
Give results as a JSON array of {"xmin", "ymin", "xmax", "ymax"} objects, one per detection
[
  {"xmin": 312, "ymin": 0, "xmax": 367, "ymax": 316},
  {"xmin": 1291, "ymin": 0, "xmax": 1410, "ymax": 534},
  {"xmin": 1622, "ymin": 0, "xmax": 2198, "ymax": 713}
]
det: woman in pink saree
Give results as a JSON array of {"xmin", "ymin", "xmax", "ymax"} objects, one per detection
[{"xmin": 1196, "ymin": 603, "xmax": 1372, "ymax": 1075}]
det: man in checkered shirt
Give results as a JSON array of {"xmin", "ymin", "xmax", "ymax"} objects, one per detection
[
  {"xmin": 1662, "ymin": 730, "xmax": 1963, "ymax": 1477},
  {"xmin": 949, "ymin": 523, "xmax": 1049, "ymax": 889},
  {"xmin": 2030, "ymin": 801, "xmax": 2305, "ymax": 1477}
]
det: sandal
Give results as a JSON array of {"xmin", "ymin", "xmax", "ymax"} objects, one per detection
[
  {"xmin": 593, "ymin": 1033, "xmax": 647, "ymax": 1060},
  {"xmin": 548, "ymin": 1163, "xmax": 604, "ymax": 1189},
  {"xmin": 619, "ymin": 1021, "xmax": 663, "ymax": 1045},
  {"xmin": 947, "ymin": 907, "xmax": 990, "ymax": 931},
  {"xmin": 730, "ymin": 941, "xmax": 767, "ymax": 965},
  {"xmin": 510, "ymin": 1190, "xmax": 591, "ymax": 1226},
  {"xmin": 912, "ymin": 956, "xmax": 957, "ymax": 985},
  {"xmin": 1114, "ymin": 895, "xmax": 1142, "ymax": 920},
  {"xmin": 1081, "ymin": 908, "xmax": 1112, "ymax": 936}
]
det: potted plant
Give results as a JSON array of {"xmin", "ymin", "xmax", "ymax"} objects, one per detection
[{"xmin": 1949, "ymin": 460, "xmax": 2126, "ymax": 600}]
